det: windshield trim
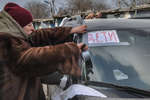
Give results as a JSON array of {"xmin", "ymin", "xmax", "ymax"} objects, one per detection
[{"xmin": 84, "ymin": 81, "xmax": 150, "ymax": 97}]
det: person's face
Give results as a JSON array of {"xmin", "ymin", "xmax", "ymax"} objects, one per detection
[{"xmin": 23, "ymin": 22, "xmax": 35, "ymax": 35}]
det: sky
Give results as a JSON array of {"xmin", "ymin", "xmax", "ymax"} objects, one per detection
[
  {"xmin": 0, "ymin": 0, "xmax": 67, "ymax": 11},
  {"xmin": 0, "ymin": 0, "xmax": 117, "ymax": 11}
]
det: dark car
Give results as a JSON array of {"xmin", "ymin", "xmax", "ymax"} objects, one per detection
[{"xmin": 62, "ymin": 17, "xmax": 150, "ymax": 100}]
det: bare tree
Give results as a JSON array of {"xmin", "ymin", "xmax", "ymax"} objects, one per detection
[
  {"xmin": 115, "ymin": 0, "xmax": 150, "ymax": 8},
  {"xmin": 62, "ymin": 0, "xmax": 108, "ymax": 15},
  {"xmin": 92, "ymin": 1, "xmax": 109, "ymax": 11},
  {"xmin": 24, "ymin": 1, "xmax": 50, "ymax": 19},
  {"xmin": 115, "ymin": 0, "xmax": 133, "ymax": 8},
  {"xmin": 136, "ymin": 0, "xmax": 150, "ymax": 5},
  {"xmin": 67, "ymin": 0, "xmax": 93, "ymax": 12},
  {"xmin": 57, "ymin": 7, "xmax": 69, "ymax": 16}
]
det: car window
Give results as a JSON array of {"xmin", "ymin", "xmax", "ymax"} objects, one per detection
[{"xmin": 85, "ymin": 28, "xmax": 150, "ymax": 91}]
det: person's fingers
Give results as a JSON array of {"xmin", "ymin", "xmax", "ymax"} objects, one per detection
[
  {"xmin": 77, "ymin": 43, "xmax": 88, "ymax": 52},
  {"xmin": 81, "ymin": 30, "xmax": 87, "ymax": 33},
  {"xmin": 77, "ymin": 43, "xmax": 85, "ymax": 49},
  {"xmin": 82, "ymin": 25, "xmax": 87, "ymax": 28},
  {"xmin": 74, "ymin": 25, "xmax": 87, "ymax": 34},
  {"xmin": 82, "ymin": 44, "xmax": 88, "ymax": 51},
  {"xmin": 81, "ymin": 25, "xmax": 87, "ymax": 31}
]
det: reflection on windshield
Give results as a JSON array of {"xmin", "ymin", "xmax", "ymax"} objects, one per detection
[{"xmin": 87, "ymin": 29, "xmax": 150, "ymax": 91}]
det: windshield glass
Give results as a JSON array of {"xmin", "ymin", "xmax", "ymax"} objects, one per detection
[{"xmin": 85, "ymin": 28, "xmax": 150, "ymax": 91}]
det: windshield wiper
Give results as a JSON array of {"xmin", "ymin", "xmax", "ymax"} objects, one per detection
[{"xmin": 84, "ymin": 81, "xmax": 150, "ymax": 97}]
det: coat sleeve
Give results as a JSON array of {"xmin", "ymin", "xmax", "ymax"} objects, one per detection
[
  {"xmin": 1, "ymin": 34, "xmax": 80, "ymax": 77},
  {"xmin": 16, "ymin": 43, "xmax": 80, "ymax": 77},
  {"xmin": 28, "ymin": 27, "xmax": 73, "ymax": 46}
]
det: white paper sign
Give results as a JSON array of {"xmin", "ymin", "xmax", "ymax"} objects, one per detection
[
  {"xmin": 52, "ymin": 84, "xmax": 107, "ymax": 100},
  {"xmin": 88, "ymin": 30, "xmax": 120, "ymax": 44}
]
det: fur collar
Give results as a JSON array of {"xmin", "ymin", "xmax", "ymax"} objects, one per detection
[{"xmin": 0, "ymin": 10, "xmax": 27, "ymax": 39}]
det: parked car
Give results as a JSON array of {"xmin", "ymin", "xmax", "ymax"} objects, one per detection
[{"xmin": 61, "ymin": 17, "xmax": 150, "ymax": 100}]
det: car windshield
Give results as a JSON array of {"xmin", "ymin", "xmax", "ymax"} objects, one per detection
[{"xmin": 83, "ymin": 19, "xmax": 150, "ymax": 92}]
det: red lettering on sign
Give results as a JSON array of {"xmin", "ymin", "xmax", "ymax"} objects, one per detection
[
  {"xmin": 88, "ymin": 31, "xmax": 119, "ymax": 43},
  {"xmin": 108, "ymin": 31, "xmax": 117, "ymax": 42},
  {"xmin": 88, "ymin": 34, "xmax": 95, "ymax": 43},
  {"xmin": 101, "ymin": 32, "xmax": 107, "ymax": 42},
  {"xmin": 96, "ymin": 33, "xmax": 105, "ymax": 43},
  {"xmin": 95, "ymin": 33, "xmax": 100, "ymax": 43}
]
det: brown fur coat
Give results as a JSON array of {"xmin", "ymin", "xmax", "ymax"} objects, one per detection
[{"xmin": 0, "ymin": 10, "xmax": 80, "ymax": 100}]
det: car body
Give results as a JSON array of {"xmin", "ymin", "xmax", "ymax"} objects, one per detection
[{"xmin": 63, "ymin": 17, "xmax": 150, "ymax": 100}]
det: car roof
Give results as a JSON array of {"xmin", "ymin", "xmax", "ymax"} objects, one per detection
[{"xmin": 84, "ymin": 18, "xmax": 150, "ymax": 31}]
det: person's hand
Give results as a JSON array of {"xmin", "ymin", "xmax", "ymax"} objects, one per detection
[
  {"xmin": 77, "ymin": 43, "xmax": 88, "ymax": 53},
  {"xmin": 70, "ymin": 25, "xmax": 87, "ymax": 34},
  {"xmin": 85, "ymin": 12, "xmax": 95, "ymax": 19}
]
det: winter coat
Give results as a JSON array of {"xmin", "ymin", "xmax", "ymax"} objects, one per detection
[{"xmin": 0, "ymin": 10, "xmax": 80, "ymax": 100}]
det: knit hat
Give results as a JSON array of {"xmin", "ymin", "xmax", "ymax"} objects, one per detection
[{"xmin": 4, "ymin": 2, "xmax": 33, "ymax": 27}]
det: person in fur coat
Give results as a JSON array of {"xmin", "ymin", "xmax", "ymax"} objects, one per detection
[{"xmin": 0, "ymin": 2, "xmax": 87, "ymax": 100}]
